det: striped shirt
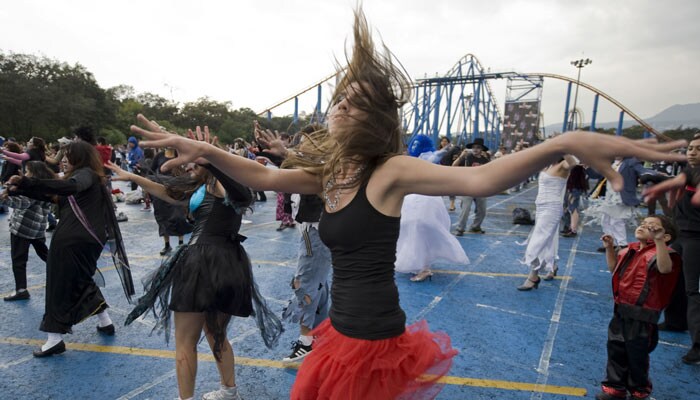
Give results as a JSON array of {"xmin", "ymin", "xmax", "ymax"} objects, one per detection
[{"xmin": 1, "ymin": 195, "xmax": 52, "ymax": 239}]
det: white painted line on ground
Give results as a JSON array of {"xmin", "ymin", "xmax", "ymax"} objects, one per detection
[
  {"xmin": 476, "ymin": 304, "xmax": 549, "ymax": 322},
  {"xmin": 116, "ymin": 325, "xmax": 260, "ymax": 399},
  {"xmin": 116, "ymin": 369, "xmax": 177, "ymax": 400},
  {"xmin": 571, "ymin": 249, "xmax": 604, "ymax": 256},
  {"xmin": 658, "ymin": 340, "xmax": 691, "ymax": 349},
  {"xmin": 566, "ymin": 288, "xmax": 600, "ymax": 296},
  {"xmin": 412, "ymin": 225, "xmax": 517, "ymax": 323},
  {"xmin": 486, "ymin": 185, "xmax": 537, "ymax": 210},
  {"xmin": 0, "ymin": 354, "xmax": 34, "ymax": 369},
  {"xmin": 230, "ymin": 327, "xmax": 260, "ymax": 344},
  {"xmin": 531, "ymin": 226, "xmax": 583, "ymax": 400}
]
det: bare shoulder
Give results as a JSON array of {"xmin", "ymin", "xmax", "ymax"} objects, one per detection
[
  {"xmin": 382, "ymin": 154, "xmax": 424, "ymax": 170},
  {"xmin": 376, "ymin": 155, "xmax": 426, "ymax": 181}
]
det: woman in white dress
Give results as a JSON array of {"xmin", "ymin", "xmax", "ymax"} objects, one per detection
[
  {"xmin": 395, "ymin": 136, "xmax": 469, "ymax": 282},
  {"xmin": 517, "ymin": 155, "xmax": 578, "ymax": 290}
]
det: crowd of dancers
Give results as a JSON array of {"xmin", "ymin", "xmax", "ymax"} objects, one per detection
[{"xmin": 1, "ymin": 8, "xmax": 699, "ymax": 400}]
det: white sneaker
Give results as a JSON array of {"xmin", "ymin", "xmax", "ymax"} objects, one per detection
[{"xmin": 202, "ymin": 384, "xmax": 241, "ymax": 400}]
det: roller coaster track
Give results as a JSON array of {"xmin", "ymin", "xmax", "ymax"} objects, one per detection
[
  {"xmin": 525, "ymin": 72, "xmax": 667, "ymax": 140},
  {"xmin": 256, "ymin": 56, "xmax": 669, "ymax": 141},
  {"xmin": 257, "ymin": 71, "xmax": 339, "ymax": 117},
  {"xmin": 438, "ymin": 54, "xmax": 503, "ymax": 123},
  {"xmin": 418, "ymin": 66, "xmax": 667, "ymax": 140}
]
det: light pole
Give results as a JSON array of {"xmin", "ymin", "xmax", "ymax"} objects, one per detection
[{"xmin": 568, "ymin": 58, "xmax": 592, "ymax": 130}]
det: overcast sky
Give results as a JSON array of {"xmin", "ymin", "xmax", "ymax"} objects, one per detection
[{"xmin": 1, "ymin": 0, "xmax": 698, "ymax": 130}]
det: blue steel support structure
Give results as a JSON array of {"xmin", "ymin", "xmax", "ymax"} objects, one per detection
[
  {"xmin": 617, "ymin": 111, "xmax": 625, "ymax": 136},
  {"xmin": 403, "ymin": 54, "xmax": 503, "ymax": 150},
  {"xmin": 562, "ymin": 82, "xmax": 572, "ymax": 132},
  {"xmin": 293, "ymin": 97, "xmax": 299, "ymax": 127},
  {"xmin": 315, "ymin": 85, "xmax": 322, "ymax": 124},
  {"xmin": 433, "ymin": 85, "xmax": 441, "ymax": 139},
  {"xmin": 590, "ymin": 94, "xmax": 599, "ymax": 131}
]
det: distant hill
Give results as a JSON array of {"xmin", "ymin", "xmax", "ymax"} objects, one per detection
[
  {"xmin": 544, "ymin": 102, "xmax": 700, "ymax": 134},
  {"xmin": 647, "ymin": 103, "xmax": 700, "ymax": 129}
]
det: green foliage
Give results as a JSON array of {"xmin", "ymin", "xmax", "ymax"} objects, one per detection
[
  {"xmin": 0, "ymin": 51, "xmax": 318, "ymax": 147},
  {"xmin": 0, "ymin": 52, "xmax": 114, "ymax": 142},
  {"xmin": 660, "ymin": 126, "xmax": 698, "ymax": 141},
  {"xmin": 99, "ymin": 127, "xmax": 127, "ymax": 145}
]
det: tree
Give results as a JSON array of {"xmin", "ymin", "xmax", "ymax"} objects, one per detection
[{"xmin": 0, "ymin": 52, "xmax": 114, "ymax": 142}]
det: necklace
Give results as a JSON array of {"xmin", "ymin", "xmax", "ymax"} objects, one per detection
[{"xmin": 323, "ymin": 164, "xmax": 366, "ymax": 211}]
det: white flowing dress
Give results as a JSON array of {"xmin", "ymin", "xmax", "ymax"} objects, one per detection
[
  {"xmin": 395, "ymin": 194, "xmax": 469, "ymax": 274},
  {"xmin": 520, "ymin": 171, "xmax": 567, "ymax": 272}
]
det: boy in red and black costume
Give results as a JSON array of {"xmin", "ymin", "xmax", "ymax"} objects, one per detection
[{"xmin": 596, "ymin": 215, "xmax": 682, "ymax": 400}]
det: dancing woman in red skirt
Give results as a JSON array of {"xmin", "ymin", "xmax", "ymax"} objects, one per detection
[{"xmin": 130, "ymin": 9, "xmax": 686, "ymax": 399}]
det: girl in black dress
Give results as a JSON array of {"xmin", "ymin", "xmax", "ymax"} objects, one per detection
[
  {"xmin": 129, "ymin": 10, "xmax": 686, "ymax": 400},
  {"xmin": 108, "ymin": 134, "xmax": 282, "ymax": 400},
  {"xmin": 148, "ymin": 148, "xmax": 192, "ymax": 255}
]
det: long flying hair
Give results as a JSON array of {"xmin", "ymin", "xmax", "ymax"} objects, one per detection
[
  {"xmin": 283, "ymin": 9, "xmax": 411, "ymax": 189},
  {"xmin": 162, "ymin": 167, "xmax": 216, "ymax": 202}
]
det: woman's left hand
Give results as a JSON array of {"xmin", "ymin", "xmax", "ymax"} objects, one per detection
[
  {"xmin": 557, "ymin": 132, "xmax": 687, "ymax": 192},
  {"xmin": 186, "ymin": 126, "xmax": 218, "ymax": 165},
  {"xmin": 131, "ymin": 114, "xmax": 210, "ymax": 172}
]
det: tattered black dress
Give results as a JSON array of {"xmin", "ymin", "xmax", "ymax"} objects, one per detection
[
  {"xmin": 126, "ymin": 166, "xmax": 282, "ymax": 347},
  {"xmin": 149, "ymin": 151, "xmax": 192, "ymax": 237}
]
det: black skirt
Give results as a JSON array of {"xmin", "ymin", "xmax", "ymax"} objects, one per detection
[
  {"xmin": 169, "ymin": 239, "xmax": 253, "ymax": 316},
  {"xmin": 40, "ymin": 242, "xmax": 107, "ymax": 334},
  {"xmin": 152, "ymin": 197, "xmax": 193, "ymax": 237},
  {"xmin": 126, "ymin": 236, "xmax": 283, "ymax": 349}
]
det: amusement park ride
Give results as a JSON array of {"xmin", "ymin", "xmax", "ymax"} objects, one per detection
[{"xmin": 258, "ymin": 54, "xmax": 664, "ymax": 150}]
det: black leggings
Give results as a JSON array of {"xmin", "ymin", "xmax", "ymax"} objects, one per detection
[{"xmin": 10, "ymin": 234, "xmax": 48, "ymax": 291}]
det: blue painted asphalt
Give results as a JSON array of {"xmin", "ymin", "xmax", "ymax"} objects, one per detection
[{"xmin": 0, "ymin": 180, "xmax": 697, "ymax": 399}]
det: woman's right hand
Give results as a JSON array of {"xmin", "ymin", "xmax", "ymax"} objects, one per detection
[
  {"xmin": 105, "ymin": 162, "xmax": 133, "ymax": 181},
  {"xmin": 254, "ymin": 121, "xmax": 288, "ymax": 158}
]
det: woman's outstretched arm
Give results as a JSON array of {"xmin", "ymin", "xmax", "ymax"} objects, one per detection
[
  {"xmin": 390, "ymin": 131, "xmax": 686, "ymax": 198},
  {"xmin": 130, "ymin": 115, "xmax": 321, "ymax": 195},
  {"xmin": 105, "ymin": 162, "xmax": 182, "ymax": 205}
]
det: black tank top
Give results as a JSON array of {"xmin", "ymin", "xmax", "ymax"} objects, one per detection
[{"xmin": 319, "ymin": 181, "xmax": 406, "ymax": 340}]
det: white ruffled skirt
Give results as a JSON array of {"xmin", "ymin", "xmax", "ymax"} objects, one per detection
[{"xmin": 395, "ymin": 194, "xmax": 469, "ymax": 274}]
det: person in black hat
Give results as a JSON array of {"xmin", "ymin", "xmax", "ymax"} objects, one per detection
[{"xmin": 452, "ymin": 137, "xmax": 490, "ymax": 235}]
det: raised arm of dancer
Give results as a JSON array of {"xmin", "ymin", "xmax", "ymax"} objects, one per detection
[
  {"xmin": 45, "ymin": 148, "xmax": 66, "ymax": 167},
  {"xmin": 8, "ymin": 168, "xmax": 94, "ymax": 198},
  {"xmin": 601, "ymin": 234, "xmax": 617, "ymax": 272},
  {"xmin": 1, "ymin": 148, "xmax": 30, "ymax": 160},
  {"xmin": 131, "ymin": 115, "xmax": 321, "ymax": 195},
  {"xmin": 644, "ymin": 165, "xmax": 700, "ymax": 207},
  {"xmin": 204, "ymin": 164, "xmax": 253, "ymax": 204},
  {"xmin": 1, "ymin": 153, "xmax": 24, "ymax": 166},
  {"xmin": 105, "ymin": 162, "xmax": 182, "ymax": 205},
  {"xmin": 390, "ymin": 131, "xmax": 686, "ymax": 199}
]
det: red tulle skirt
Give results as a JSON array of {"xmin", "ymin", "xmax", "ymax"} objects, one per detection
[{"xmin": 290, "ymin": 319, "xmax": 458, "ymax": 400}]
